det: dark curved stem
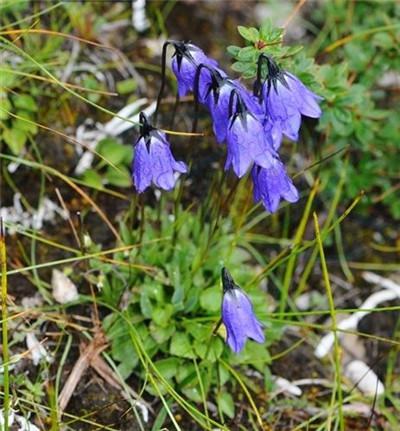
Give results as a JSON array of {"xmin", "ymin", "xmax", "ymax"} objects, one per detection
[
  {"xmin": 169, "ymin": 92, "xmax": 180, "ymax": 130},
  {"xmin": 192, "ymin": 63, "xmax": 214, "ymax": 134},
  {"xmin": 154, "ymin": 40, "xmax": 175, "ymax": 126}
]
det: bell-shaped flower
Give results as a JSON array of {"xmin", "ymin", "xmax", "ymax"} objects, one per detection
[
  {"xmin": 203, "ymin": 77, "xmax": 263, "ymax": 144},
  {"xmin": 257, "ymin": 55, "xmax": 322, "ymax": 141},
  {"xmin": 225, "ymin": 95, "xmax": 277, "ymax": 178},
  {"xmin": 221, "ymin": 268, "xmax": 265, "ymax": 354},
  {"xmin": 132, "ymin": 114, "xmax": 187, "ymax": 193},
  {"xmin": 170, "ymin": 42, "xmax": 220, "ymax": 97},
  {"xmin": 251, "ymin": 157, "xmax": 299, "ymax": 213}
]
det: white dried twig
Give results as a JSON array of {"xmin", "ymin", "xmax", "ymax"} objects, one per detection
[
  {"xmin": 315, "ymin": 272, "xmax": 400, "ymax": 358},
  {"xmin": 26, "ymin": 333, "xmax": 53, "ymax": 366},
  {"xmin": 0, "ymin": 194, "xmax": 69, "ymax": 233},
  {"xmin": 51, "ymin": 269, "xmax": 79, "ymax": 304},
  {"xmin": 132, "ymin": 0, "xmax": 150, "ymax": 33},
  {"xmin": 0, "ymin": 410, "xmax": 40, "ymax": 431},
  {"xmin": 272, "ymin": 376, "xmax": 302, "ymax": 396},
  {"xmin": 344, "ymin": 360, "xmax": 385, "ymax": 396}
]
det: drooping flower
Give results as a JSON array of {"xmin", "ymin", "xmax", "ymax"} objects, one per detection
[
  {"xmin": 251, "ymin": 157, "xmax": 299, "ymax": 213},
  {"xmin": 132, "ymin": 113, "xmax": 187, "ymax": 193},
  {"xmin": 221, "ymin": 268, "xmax": 265, "ymax": 354},
  {"xmin": 225, "ymin": 93, "xmax": 277, "ymax": 178},
  {"xmin": 257, "ymin": 54, "xmax": 322, "ymax": 141},
  {"xmin": 170, "ymin": 41, "xmax": 221, "ymax": 97},
  {"xmin": 199, "ymin": 72, "xmax": 264, "ymax": 144}
]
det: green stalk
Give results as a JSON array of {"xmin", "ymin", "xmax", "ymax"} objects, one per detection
[
  {"xmin": 279, "ymin": 179, "xmax": 319, "ymax": 316},
  {"xmin": 313, "ymin": 213, "xmax": 344, "ymax": 431},
  {"xmin": 1, "ymin": 220, "xmax": 10, "ymax": 431},
  {"xmin": 296, "ymin": 159, "xmax": 347, "ymax": 297}
]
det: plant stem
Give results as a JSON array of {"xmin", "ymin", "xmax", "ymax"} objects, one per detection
[
  {"xmin": 1, "ymin": 219, "xmax": 10, "ymax": 431},
  {"xmin": 313, "ymin": 213, "xmax": 344, "ymax": 431}
]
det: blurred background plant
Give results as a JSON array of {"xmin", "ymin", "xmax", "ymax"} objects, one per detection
[{"xmin": 1, "ymin": 1, "xmax": 399, "ymax": 430}]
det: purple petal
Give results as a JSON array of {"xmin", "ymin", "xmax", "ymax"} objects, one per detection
[
  {"xmin": 133, "ymin": 138, "xmax": 152, "ymax": 193},
  {"xmin": 222, "ymin": 288, "xmax": 264, "ymax": 354},
  {"xmin": 226, "ymin": 117, "xmax": 253, "ymax": 178},
  {"xmin": 286, "ymin": 73, "xmax": 322, "ymax": 118},
  {"xmin": 252, "ymin": 160, "xmax": 299, "ymax": 213},
  {"xmin": 148, "ymin": 132, "xmax": 187, "ymax": 191},
  {"xmin": 208, "ymin": 82, "xmax": 233, "ymax": 143},
  {"xmin": 171, "ymin": 43, "xmax": 222, "ymax": 98},
  {"xmin": 226, "ymin": 114, "xmax": 276, "ymax": 178},
  {"xmin": 264, "ymin": 81, "xmax": 302, "ymax": 141}
]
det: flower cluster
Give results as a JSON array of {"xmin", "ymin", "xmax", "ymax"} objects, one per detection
[{"xmin": 132, "ymin": 41, "xmax": 322, "ymax": 213}]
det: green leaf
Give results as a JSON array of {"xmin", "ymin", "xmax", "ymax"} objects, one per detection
[
  {"xmin": 237, "ymin": 26, "xmax": 259, "ymax": 43},
  {"xmin": 226, "ymin": 45, "xmax": 241, "ymax": 57},
  {"xmin": 237, "ymin": 46, "xmax": 257, "ymax": 62},
  {"xmin": 217, "ymin": 392, "xmax": 235, "ymax": 419},
  {"xmin": 150, "ymin": 322, "xmax": 175, "ymax": 343},
  {"xmin": 152, "ymin": 304, "xmax": 174, "ymax": 327},
  {"xmin": 199, "ymin": 286, "xmax": 221, "ymax": 313},
  {"xmin": 13, "ymin": 115, "xmax": 38, "ymax": 134},
  {"xmin": 81, "ymin": 169, "xmax": 103, "ymax": 188},
  {"xmin": 232, "ymin": 342, "xmax": 270, "ymax": 372},
  {"xmin": 111, "ymin": 332, "xmax": 139, "ymax": 379},
  {"xmin": 154, "ymin": 358, "xmax": 180, "ymax": 380},
  {"xmin": 0, "ymin": 67, "xmax": 18, "ymax": 88},
  {"xmin": 97, "ymin": 138, "xmax": 132, "ymax": 165},
  {"xmin": 12, "ymin": 94, "xmax": 37, "ymax": 112},
  {"xmin": 170, "ymin": 332, "xmax": 195, "ymax": 359},
  {"xmin": 140, "ymin": 290, "xmax": 153, "ymax": 318},
  {"xmin": 105, "ymin": 166, "xmax": 132, "ymax": 188},
  {"xmin": 194, "ymin": 336, "xmax": 223, "ymax": 361},
  {"xmin": 2, "ymin": 127, "xmax": 27, "ymax": 154},
  {"xmin": 182, "ymin": 386, "xmax": 202, "ymax": 403},
  {"xmin": 0, "ymin": 93, "xmax": 11, "ymax": 119},
  {"xmin": 117, "ymin": 78, "xmax": 137, "ymax": 94},
  {"xmin": 184, "ymin": 321, "xmax": 210, "ymax": 341},
  {"xmin": 231, "ymin": 61, "xmax": 251, "ymax": 73}
]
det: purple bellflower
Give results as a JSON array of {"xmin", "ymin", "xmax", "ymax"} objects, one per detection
[
  {"xmin": 195, "ymin": 68, "xmax": 264, "ymax": 145},
  {"xmin": 221, "ymin": 267, "xmax": 265, "ymax": 354},
  {"xmin": 169, "ymin": 41, "xmax": 221, "ymax": 97},
  {"xmin": 252, "ymin": 157, "xmax": 299, "ymax": 213},
  {"xmin": 132, "ymin": 113, "xmax": 187, "ymax": 193},
  {"xmin": 225, "ymin": 92, "xmax": 277, "ymax": 178},
  {"xmin": 256, "ymin": 54, "xmax": 322, "ymax": 141}
]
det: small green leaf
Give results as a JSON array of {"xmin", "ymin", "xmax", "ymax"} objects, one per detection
[
  {"xmin": 154, "ymin": 358, "xmax": 180, "ymax": 380},
  {"xmin": 105, "ymin": 166, "xmax": 132, "ymax": 188},
  {"xmin": 0, "ymin": 93, "xmax": 11, "ymax": 119},
  {"xmin": 152, "ymin": 304, "xmax": 174, "ymax": 327},
  {"xmin": 237, "ymin": 46, "xmax": 257, "ymax": 62},
  {"xmin": 150, "ymin": 322, "xmax": 175, "ymax": 343},
  {"xmin": 12, "ymin": 94, "xmax": 37, "ymax": 112},
  {"xmin": 170, "ymin": 332, "xmax": 195, "ymax": 359},
  {"xmin": 140, "ymin": 291, "xmax": 153, "ymax": 318},
  {"xmin": 81, "ymin": 169, "xmax": 103, "ymax": 188},
  {"xmin": 2, "ymin": 127, "xmax": 27, "ymax": 154},
  {"xmin": 0, "ymin": 67, "xmax": 18, "ymax": 88},
  {"xmin": 199, "ymin": 286, "xmax": 221, "ymax": 313},
  {"xmin": 13, "ymin": 115, "xmax": 38, "ymax": 134},
  {"xmin": 217, "ymin": 392, "xmax": 235, "ymax": 419},
  {"xmin": 226, "ymin": 45, "xmax": 241, "ymax": 57},
  {"xmin": 237, "ymin": 26, "xmax": 259, "ymax": 43},
  {"xmin": 194, "ymin": 336, "xmax": 223, "ymax": 361},
  {"xmin": 97, "ymin": 138, "xmax": 132, "ymax": 165},
  {"xmin": 231, "ymin": 61, "xmax": 251, "ymax": 73},
  {"xmin": 117, "ymin": 78, "xmax": 137, "ymax": 95}
]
